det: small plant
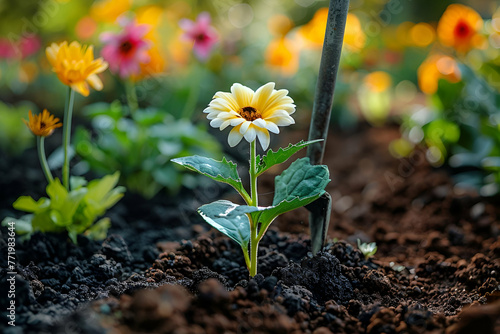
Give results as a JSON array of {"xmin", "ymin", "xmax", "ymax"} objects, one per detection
[
  {"xmin": 2, "ymin": 41, "xmax": 125, "ymax": 243},
  {"xmin": 73, "ymin": 102, "xmax": 223, "ymax": 198},
  {"xmin": 173, "ymin": 82, "xmax": 330, "ymax": 276},
  {"xmin": 357, "ymin": 239, "xmax": 378, "ymax": 260}
]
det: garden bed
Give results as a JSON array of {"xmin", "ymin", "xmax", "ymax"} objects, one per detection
[{"xmin": 1, "ymin": 124, "xmax": 499, "ymax": 334}]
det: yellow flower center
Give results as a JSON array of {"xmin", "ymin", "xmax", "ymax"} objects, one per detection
[
  {"xmin": 239, "ymin": 106, "xmax": 261, "ymax": 121},
  {"xmin": 40, "ymin": 121, "xmax": 46, "ymax": 129}
]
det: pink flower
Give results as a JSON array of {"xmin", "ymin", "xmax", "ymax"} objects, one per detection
[
  {"xmin": 0, "ymin": 39, "xmax": 17, "ymax": 59},
  {"xmin": 0, "ymin": 36, "xmax": 40, "ymax": 59},
  {"xmin": 179, "ymin": 12, "xmax": 218, "ymax": 61},
  {"xmin": 100, "ymin": 17, "xmax": 152, "ymax": 79},
  {"xmin": 19, "ymin": 36, "xmax": 41, "ymax": 58}
]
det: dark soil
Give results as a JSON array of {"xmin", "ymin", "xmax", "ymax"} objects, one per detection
[{"xmin": 1, "ymin": 124, "xmax": 499, "ymax": 334}]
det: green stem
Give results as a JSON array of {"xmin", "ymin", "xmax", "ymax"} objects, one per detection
[
  {"xmin": 249, "ymin": 140, "xmax": 258, "ymax": 206},
  {"xmin": 250, "ymin": 225, "xmax": 258, "ymax": 277},
  {"xmin": 126, "ymin": 80, "xmax": 138, "ymax": 114},
  {"xmin": 249, "ymin": 139, "xmax": 259, "ymax": 276},
  {"xmin": 62, "ymin": 87, "xmax": 75, "ymax": 190},
  {"xmin": 242, "ymin": 245, "xmax": 250, "ymax": 270},
  {"xmin": 37, "ymin": 136, "xmax": 53, "ymax": 184}
]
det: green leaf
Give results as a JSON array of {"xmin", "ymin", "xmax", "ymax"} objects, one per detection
[
  {"xmin": 251, "ymin": 157, "xmax": 330, "ymax": 232},
  {"xmin": 172, "ymin": 156, "xmax": 249, "ymax": 201},
  {"xmin": 13, "ymin": 196, "xmax": 49, "ymax": 213},
  {"xmin": 273, "ymin": 157, "xmax": 330, "ymax": 205},
  {"xmin": 70, "ymin": 176, "xmax": 88, "ymax": 190},
  {"xmin": 198, "ymin": 200, "xmax": 262, "ymax": 248},
  {"xmin": 256, "ymin": 140, "xmax": 323, "ymax": 176},
  {"xmin": 1, "ymin": 216, "xmax": 33, "ymax": 235},
  {"xmin": 84, "ymin": 217, "xmax": 111, "ymax": 241}
]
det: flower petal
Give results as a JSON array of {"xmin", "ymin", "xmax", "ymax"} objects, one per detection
[
  {"xmin": 228, "ymin": 126, "xmax": 243, "ymax": 147},
  {"xmin": 239, "ymin": 120, "xmax": 251, "ymax": 134},
  {"xmin": 256, "ymin": 128, "xmax": 270, "ymax": 151},
  {"xmin": 265, "ymin": 121, "xmax": 280, "ymax": 134},
  {"xmin": 243, "ymin": 126, "xmax": 256, "ymax": 142},
  {"xmin": 231, "ymin": 83, "xmax": 253, "ymax": 108},
  {"xmin": 251, "ymin": 82, "xmax": 275, "ymax": 111}
]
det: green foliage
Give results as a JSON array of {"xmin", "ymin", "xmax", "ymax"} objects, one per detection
[
  {"xmin": 73, "ymin": 102, "xmax": 223, "ymax": 198},
  {"xmin": 197, "ymin": 158, "xmax": 330, "ymax": 248},
  {"xmin": 2, "ymin": 173, "xmax": 125, "ymax": 244},
  {"xmin": 255, "ymin": 140, "xmax": 322, "ymax": 176},
  {"xmin": 176, "ymin": 140, "xmax": 331, "ymax": 275},
  {"xmin": 0, "ymin": 101, "xmax": 34, "ymax": 155},
  {"xmin": 251, "ymin": 158, "xmax": 329, "ymax": 235},
  {"xmin": 197, "ymin": 200, "xmax": 260, "ymax": 248},
  {"xmin": 172, "ymin": 156, "xmax": 250, "ymax": 203},
  {"xmin": 396, "ymin": 64, "xmax": 500, "ymax": 196}
]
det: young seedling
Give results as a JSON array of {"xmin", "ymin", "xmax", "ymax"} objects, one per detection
[
  {"xmin": 357, "ymin": 239, "xmax": 378, "ymax": 260},
  {"xmin": 173, "ymin": 82, "xmax": 330, "ymax": 277}
]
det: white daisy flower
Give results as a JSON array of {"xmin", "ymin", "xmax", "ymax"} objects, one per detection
[{"xmin": 203, "ymin": 82, "xmax": 296, "ymax": 150}]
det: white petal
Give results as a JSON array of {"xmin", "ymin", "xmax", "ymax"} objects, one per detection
[
  {"xmin": 210, "ymin": 98, "xmax": 233, "ymax": 111},
  {"xmin": 217, "ymin": 111, "xmax": 235, "ymax": 119},
  {"xmin": 228, "ymin": 127, "xmax": 243, "ymax": 147},
  {"xmin": 231, "ymin": 83, "xmax": 253, "ymax": 108},
  {"xmin": 230, "ymin": 118, "xmax": 245, "ymax": 126},
  {"xmin": 210, "ymin": 118, "xmax": 224, "ymax": 128},
  {"xmin": 239, "ymin": 121, "xmax": 251, "ymax": 134},
  {"xmin": 252, "ymin": 118, "xmax": 266, "ymax": 128},
  {"xmin": 256, "ymin": 128, "xmax": 270, "ymax": 151},
  {"xmin": 207, "ymin": 111, "xmax": 220, "ymax": 120},
  {"xmin": 267, "ymin": 110, "xmax": 289, "ymax": 118},
  {"xmin": 251, "ymin": 82, "xmax": 275, "ymax": 110},
  {"xmin": 267, "ymin": 115, "xmax": 295, "ymax": 126},
  {"xmin": 220, "ymin": 120, "xmax": 232, "ymax": 130},
  {"xmin": 244, "ymin": 126, "xmax": 256, "ymax": 142},
  {"xmin": 265, "ymin": 121, "xmax": 280, "ymax": 134}
]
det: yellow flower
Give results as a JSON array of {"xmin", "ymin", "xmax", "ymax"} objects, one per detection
[
  {"xmin": 437, "ymin": 4, "xmax": 484, "ymax": 53},
  {"xmin": 267, "ymin": 14, "xmax": 294, "ymax": 37},
  {"xmin": 90, "ymin": 0, "xmax": 131, "ymax": 23},
  {"xmin": 300, "ymin": 9, "xmax": 365, "ymax": 52},
  {"xmin": 417, "ymin": 54, "xmax": 461, "ymax": 94},
  {"xmin": 344, "ymin": 13, "xmax": 365, "ymax": 52},
  {"xmin": 299, "ymin": 8, "xmax": 328, "ymax": 48},
  {"xmin": 265, "ymin": 37, "xmax": 299, "ymax": 76},
  {"xmin": 23, "ymin": 109, "xmax": 62, "ymax": 137},
  {"xmin": 410, "ymin": 23, "xmax": 435, "ymax": 48},
  {"xmin": 132, "ymin": 46, "xmax": 166, "ymax": 81},
  {"xmin": 204, "ymin": 83, "xmax": 296, "ymax": 150},
  {"xmin": 46, "ymin": 41, "xmax": 108, "ymax": 97},
  {"xmin": 363, "ymin": 71, "xmax": 392, "ymax": 93}
]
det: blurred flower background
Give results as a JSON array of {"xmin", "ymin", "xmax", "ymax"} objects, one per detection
[{"xmin": 0, "ymin": 0, "xmax": 499, "ymax": 197}]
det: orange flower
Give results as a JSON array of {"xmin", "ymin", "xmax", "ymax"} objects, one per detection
[
  {"xmin": 299, "ymin": 8, "xmax": 328, "ymax": 48},
  {"xmin": 363, "ymin": 71, "xmax": 392, "ymax": 93},
  {"xmin": 417, "ymin": 54, "xmax": 461, "ymax": 94},
  {"xmin": 132, "ymin": 46, "xmax": 166, "ymax": 81},
  {"xmin": 300, "ymin": 9, "xmax": 365, "ymax": 52},
  {"xmin": 90, "ymin": 0, "xmax": 131, "ymax": 23},
  {"xmin": 23, "ymin": 109, "xmax": 62, "ymax": 137},
  {"xmin": 46, "ymin": 41, "xmax": 108, "ymax": 96},
  {"xmin": 265, "ymin": 37, "xmax": 299, "ymax": 76},
  {"xmin": 437, "ymin": 4, "xmax": 484, "ymax": 53},
  {"xmin": 344, "ymin": 13, "xmax": 365, "ymax": 52}
]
